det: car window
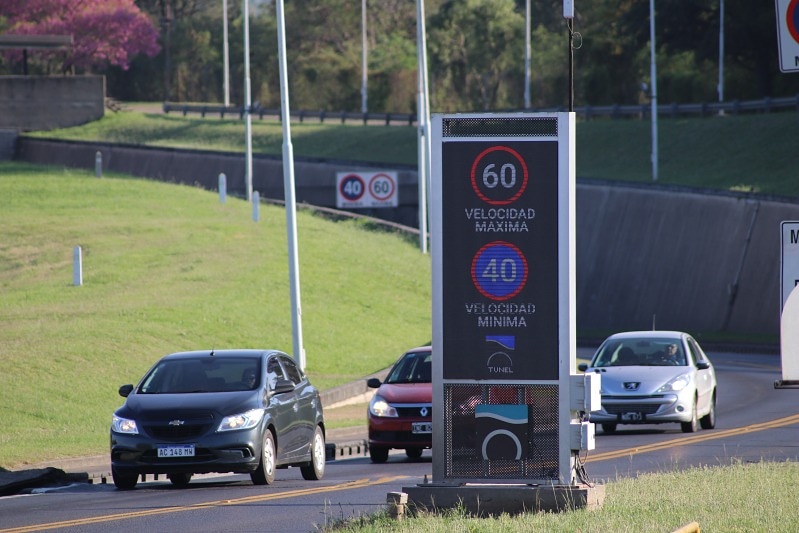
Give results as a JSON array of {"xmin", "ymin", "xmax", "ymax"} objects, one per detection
[
  {"xmin": 266, "ymin": 355, "xmax": 285, "ymax": 390},
  {"xmin": 139, "ymin": 357, "xmax": 261, "ymax": 393},
  {"xmin": 280, "ymin": 355, "xmax": 304, "ymax": 385},
  {"xmin": 591, "ymin": 339, "xmax": 686, "ymax": 367},
  {"xmin": 385, "ymin": 351, "xmax": 432, "ymax": 384}
]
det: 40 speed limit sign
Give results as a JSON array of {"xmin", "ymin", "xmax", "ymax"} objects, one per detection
[{"xmin": 336, "ymin": 171, "xmax": 398, "ymax": 209}]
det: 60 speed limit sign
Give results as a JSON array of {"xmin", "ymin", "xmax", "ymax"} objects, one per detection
[{"xmin": 336, "ymin": 171, "xmax": 398, "ymax": 209}]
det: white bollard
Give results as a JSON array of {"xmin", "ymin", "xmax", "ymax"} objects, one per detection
[
  {"xmin": 95, "ymin": 151, "xmax": 102, "ymax": 178},
  {"xmin": 252, "ymin": 191, "xmax": 260, "ymax": 222},
  {"xmin": 218, "ymin": 173, "xmax": 227, "ymax": 203},
  {"xmin": 73, "ymin": 245, "xmax": 83, "ymax": 286}
]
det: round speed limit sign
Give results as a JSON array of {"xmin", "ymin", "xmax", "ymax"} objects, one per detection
[
  {"xmin": 470, "ymin": 145, "xmax": 529, "ymax": 205},
  {"xmin": 369, "ymin": 173, "xmax": 396, "ymax": 202}
]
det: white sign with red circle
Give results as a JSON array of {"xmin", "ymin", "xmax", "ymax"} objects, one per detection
[
  {"xmin": 776, "ymin": 0, "xmax": 799, "ymax": 72},
  {"xmin": 336, "ymin": 171, "xmax": 398, "ymax": 209}
]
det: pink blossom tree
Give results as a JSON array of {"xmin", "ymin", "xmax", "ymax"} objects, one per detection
[{"xmin": 0, "ymin": 0, "xmax": 160, "ymax": 73}]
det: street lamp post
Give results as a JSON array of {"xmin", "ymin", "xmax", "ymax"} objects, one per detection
[{"xmin": 650, "ymin": 0, "xmax": 658, "ymax": 181}]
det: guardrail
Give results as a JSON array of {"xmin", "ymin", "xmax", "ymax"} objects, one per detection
[{"xmin": 162, "ymin": 95, "xmax": 799, "ymax": 125}]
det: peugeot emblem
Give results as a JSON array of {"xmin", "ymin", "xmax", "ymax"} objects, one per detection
[
  {"xmin": 420, "ymin": 407, "xmax": 428, "ymax": 417},
  {"xmin": 168, "ymin": 419, "xmax": 185, "ymax": 426},
  {"xmin": 623, "ymin": 382, "xmax": 640, "ymax": 391}
]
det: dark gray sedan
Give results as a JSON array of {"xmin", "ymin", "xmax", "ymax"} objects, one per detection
[{"xmin": 110, "ymin": 349, "xmax": 326, "ymax": 489}]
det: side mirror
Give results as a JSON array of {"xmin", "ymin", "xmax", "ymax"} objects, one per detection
[
  {"xmin": 577, "ymin": 363, "xmax": 588, "ymax": 372},
  {"xmin": 272, "ymin": 378, "xmax": 295, "ymax": 395},
  {"xmin": 119, "ymin": 384, "xmax": 134, "ymax": 397},
  {"xmin": 366, "ymin": 377, "xmax": 382, "ymax": 389},
  {"xmin": 696, "ymin": 360, "xmax": 711, "ymax": 370}
]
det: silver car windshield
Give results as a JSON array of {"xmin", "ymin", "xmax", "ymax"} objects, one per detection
[
  {"xmin": 138, "ymin": 357, "xmax": 262, "ymax": 393},
  {"xmin": 592, "ymin": 339, "xmax": 687, "ymax": 367}
]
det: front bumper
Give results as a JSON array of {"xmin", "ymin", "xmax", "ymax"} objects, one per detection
[
  {"xmin": 110, "ymin": 426, "xmax": 261, "ymax": 475},
  {"xmin": 368, "ymin": 416, "xmax": 432, "ymax": 449},
  {"xmin": 589, "ymin": 391, "xmax": 695, "ymax": 424}
]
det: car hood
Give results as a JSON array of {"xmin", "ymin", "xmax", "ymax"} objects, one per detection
[
  {"xmin": 377, "ymin": 383, "xmax": 432, "ymax": 404},
  {"xmin": 587, "ymin": 366, "xmax": 693, "ymax": 395},
  {"xmin": 117, "ymin": 390, "xmax": 261, "ymax": 419}
]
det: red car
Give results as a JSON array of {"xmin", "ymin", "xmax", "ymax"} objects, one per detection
[{"xmin": 366, "ymin": 346, "xmax": 432, "ymax": 463}]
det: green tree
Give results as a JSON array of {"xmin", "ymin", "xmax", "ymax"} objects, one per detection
[{"xmin": 428, "ymin": 0, "xmax": 525, "ymax": 111}]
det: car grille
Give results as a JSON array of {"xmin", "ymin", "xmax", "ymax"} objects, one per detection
[
  {"xmin": 601, "ymin": 395, "xmax": 667, "ymax": 415},
  {"xmin": 145, "ymin": 424, "xmax": 210, "ymax": 440},
  {"xmin": 395, "ymin": 405, "xmax": 432, "ymax": 418},
  {"xmin": 142, "ymin": 411, "xmax": 215, "ymax": 441},
  {"xmin": 371, "ymin": 431, "xmax": 431, "ymax": 443}
]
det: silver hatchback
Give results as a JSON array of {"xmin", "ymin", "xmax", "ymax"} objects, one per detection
[{"xmin": 578, "ymin": 331, "xmax": 717, "ymax": 434}]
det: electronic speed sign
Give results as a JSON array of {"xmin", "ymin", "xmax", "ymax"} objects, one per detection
[{"xmin": 430, "ymin": 113, "xmax": 576, "ymax": 486}]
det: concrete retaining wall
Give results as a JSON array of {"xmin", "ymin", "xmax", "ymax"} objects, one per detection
[
  {"xmin": 0, "ymin": 76, "xmax": 105, "ymax": 131},
  {"xmin": 15, "ymin": 137, "xmax": 799, "ymax": 339}
]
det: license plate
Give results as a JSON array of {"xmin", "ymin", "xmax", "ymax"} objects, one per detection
[
  {"xmin": 412, "ymin": 422, "xmax": 432, "ymax": 434},
  {"xmin": 157, "ymin": 445, "xmax": 195, "ymax": 458},
  {"xmin": 621, "ymin": 412, "xmax": 643, "ymax": 422}
]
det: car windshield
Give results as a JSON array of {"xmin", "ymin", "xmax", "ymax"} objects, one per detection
[
  {"xmin": 138, "ymin": 357, "xmax": 262, "ymax": 393},
  {"xmin": 385, "ymin": 351, "xmax": 432, "ymax": 384},
  {"xmin": 591, "ymin": 338, "xmax": 687, "ymax": 367}
]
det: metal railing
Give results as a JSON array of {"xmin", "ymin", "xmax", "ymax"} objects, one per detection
[{"xmin": 162, "ymin": 94, "xmax": 799, "ymax": 125}]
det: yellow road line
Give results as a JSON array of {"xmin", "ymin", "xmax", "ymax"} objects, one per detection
[
  {"xmin": 586, "ymin": 412, "xmax": 799, "ymax": 462},
  {"xmin": 0, "ymin": 475, "xmax": 410, "ymax": 533}
]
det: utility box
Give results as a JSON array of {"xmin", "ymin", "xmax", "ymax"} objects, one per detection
[{"xmin": 570, "ymin": 372, "xmax": 602, "ymax": 413}]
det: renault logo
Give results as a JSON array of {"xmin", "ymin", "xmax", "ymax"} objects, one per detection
[
  {"xmin": 420, "ymin": 407, "xmax": 429, "ymax": 417},
  {"xmin": 168, "ymin": 420, "xmax": 185, "ymax": 426}
]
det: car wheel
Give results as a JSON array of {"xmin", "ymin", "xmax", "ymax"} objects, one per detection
[
  {"xmin": 112, "ymin": 468, "xmax": 138, "ymax": 490},
  {"xmin": 681, "ymin": 398, "xmax": 698, "ymax": 433},
  {"xmin": 168, "ymin": 472, "xmax": 192, "ymax": 487},
  {"xmin": 251, "ymin": 428, "xmax": 276, "ymax": 485},
  {"xmin": 300, "ymin": 425, "xmax": 326, "ymax": 481},
  {"xmin": 601, "ymin": 423, "xmax": 617, "ymax": 434},
  {"xmin": 369, "ymin": 446, "xmax": 389, "ymax": 463},
  {"xmin": 700, "ymin": 392, "xmax": 717, "ymax": 430},
  {"xmin": 405, "ymin": 448, "xmax": 423, "ymax": 460}
]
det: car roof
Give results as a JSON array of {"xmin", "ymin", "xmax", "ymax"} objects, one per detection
[
  {"xmin": 404, "ymin": 346, "xmax": 432, "ymax": 355},
  {"xmin": 160, "ymin": 349, "xmax": 284, "ymax": 360},
  {"xmin": 605, "ymin": 330, "xmax": 687, "ymax": 341}
]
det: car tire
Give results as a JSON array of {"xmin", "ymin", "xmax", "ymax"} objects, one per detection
[
  {"xmin": 405, "ymin": 448, "xmax": 423, "ymax": 460},
  {"xmin": 369, "ymin": 446, "xmax": 389, "ymax": 463},
  {"xmin": 700, "ymin": 392, "xmax": 717, "ymax": 430},
  {"xmin": 168, "ymin": 472, "xmax": 192, "ymax": 487},
  {"xmin": 112, "ymin": 468, "xmax": 138, "ymax": 490},
  {"xmin": 300, "ymin": 425, "xmax": 326, "ymax": 481},
  {"xmin": 601, "ymin": 423, "xmax": 617, "ymax": 434},
  {"xmin": 251, "ymin": 428, "xmax": 276, "ymax": 485},
  {"xmin": 681, "ymin": 399, "xmax": 698, "ymax": 433}
]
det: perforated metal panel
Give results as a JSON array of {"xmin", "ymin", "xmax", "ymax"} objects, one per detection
[
  {"xmin": 441, "ymin": 116, "xmax": 558, "ymax": 138},
  {"xmin": 443, "ymin": 383, "xmax": 559, "ymax": 481}
]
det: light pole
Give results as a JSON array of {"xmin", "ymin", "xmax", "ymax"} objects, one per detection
[
  {"xmin": 243, "ymin": 0, "xmax": 253, "ymax": 201},
  {"xmin": 525, "ymin": 0, "xmax": 531, "ymax": 109},
  {"xmin": 416, "ymin": 0, "xmax": 430, "ymax": 255},
  {"xmin": 361, "ymin": 0, "xmax": 368, "ymax": 114},
  {"xmin": 223, "ymin": 0, "xmax": 230, "ymax": 107},
  {"xmin": 649, "ymin": 0, "xmax": 658, "ymax": 181},
  {"xmin": 718, "ymin": 0, "xmax": 724, "ymax": 104},
  {"xmin": 276, "ymin": 0, "xmax": 306, "ymax": 370}
]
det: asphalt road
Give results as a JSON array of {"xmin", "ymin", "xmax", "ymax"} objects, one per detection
[{"xmin": 1, "ymin": 350, "xmax": 796, "ymax": 533}]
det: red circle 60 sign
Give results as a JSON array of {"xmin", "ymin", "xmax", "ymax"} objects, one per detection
[{"xmin": 470, "ymin": 146, "xmax": 529, "ymax": 206}]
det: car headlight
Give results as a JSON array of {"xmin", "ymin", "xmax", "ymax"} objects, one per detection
[
  {"xmin": 369, "ymin": 394, "xmax": 398, "ymax": 417},
  {"xmin": 112, "ymin": 415, "xmax": 139, "ymax": 435},
  {"xmin": 656, "ymin": 373, "xmax": 692, "ymax": 393},
  {"xmin": 217, "ymin": 408, "xmax": 265, "ymax": 432}
]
